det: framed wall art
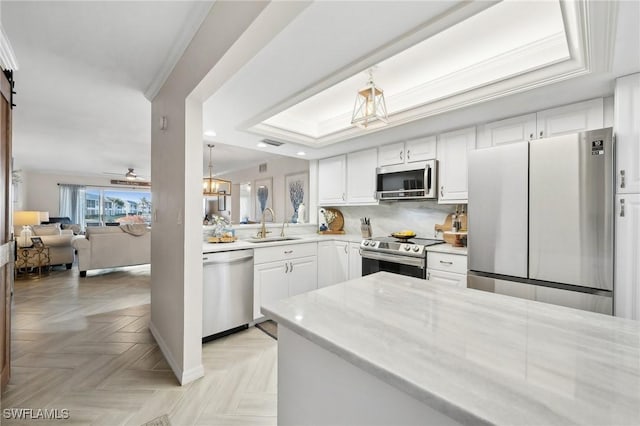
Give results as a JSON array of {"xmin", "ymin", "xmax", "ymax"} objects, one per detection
[
  {"xmin": 254, "ymin": 177, "xmax": 273, "ymax": 222},
  {"xmin": 285, "ymin": 172, "xmax": 309, "ymax": 223}
]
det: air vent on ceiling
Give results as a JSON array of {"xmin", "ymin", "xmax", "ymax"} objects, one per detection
[
  {"xmin": 261, "ymin": 138, "xmax": 284, "ymax": 147},
  {"xmin": 259, "ymin": 163, "xmax": 267, "ymax": 173}
]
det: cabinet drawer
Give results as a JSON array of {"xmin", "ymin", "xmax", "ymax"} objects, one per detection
[
  {"xmin": 427, "ymin": 252, "xmax": 467, "ymax": 274},
  {"xmin": 254, "ymin": 242, "xmax": 317, "ymax": 264},
  {"xmin": 426, "ymin": 269, "xmax": 467, "ymax": 288}
]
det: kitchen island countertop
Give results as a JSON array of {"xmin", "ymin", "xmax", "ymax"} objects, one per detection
[{"xmin": 262, "ymin": 272, "xmax": 640, "ymax": 425}]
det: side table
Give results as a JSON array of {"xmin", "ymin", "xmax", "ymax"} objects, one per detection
[{"xmin": 15, "ymin": 246, "xmax": 51, "ymax": 277}]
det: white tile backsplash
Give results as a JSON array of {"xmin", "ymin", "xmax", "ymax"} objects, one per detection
[{"xmin": 337, "ymin": 202, "xmax": 456, "ymax": 239}]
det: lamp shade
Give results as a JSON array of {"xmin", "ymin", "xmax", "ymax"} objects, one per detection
[
  {"xmin": 39, "ymin": 211, "xmax": 50, "ymax": 223},
  {"xmin": 13, "ymin": 211, "xmax": 41, "ymax": 226}
]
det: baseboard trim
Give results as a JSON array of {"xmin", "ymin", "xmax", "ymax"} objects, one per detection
[{"xmin": 148, "ymin": 321, "xmax": 204, "ymax": 385}]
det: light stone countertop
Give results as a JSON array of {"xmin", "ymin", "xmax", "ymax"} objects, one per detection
[
  {"xmin": 262, "ymin": 272, "xmax": 640, "ymax": 425},
  {"xmin": 426, "ymin": 243, "xmax": 467, "ymax": 255},
  {"xmin": 202, "ymin": 233, "xmax": 362, "ymax": 253}
]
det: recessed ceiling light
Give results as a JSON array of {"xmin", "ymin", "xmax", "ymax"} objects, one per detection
[
  {"xmin": 204, "ymin": 129, "xmax": 216, "ymax": 137},
  {"xmin": 296, "ymin": 151, "xmax": 306, "ymax": 156},
  {"xmin": 257, "ymin": 142, "xmax": 268, "ymax": 148}
]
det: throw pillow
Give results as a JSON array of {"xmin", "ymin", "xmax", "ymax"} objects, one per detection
[{"xmin": 32, "ymin": 223, "xmax": 61, "ymax": 236}]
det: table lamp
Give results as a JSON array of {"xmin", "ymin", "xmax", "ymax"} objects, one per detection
[{"xmin": 14, "ymin": 211, "xmax": 40, "ymax": 247}]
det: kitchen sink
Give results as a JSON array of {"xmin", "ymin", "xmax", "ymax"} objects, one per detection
[{"xmin": 245, "ymin": 237, "xmax": 300, "ymax": 243}]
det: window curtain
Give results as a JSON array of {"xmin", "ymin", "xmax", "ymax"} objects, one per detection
[{"xmin": 59, "ymin": 184, "xmax": 86, "ymax": 229}]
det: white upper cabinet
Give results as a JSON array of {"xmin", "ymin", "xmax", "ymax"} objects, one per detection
[
  {"xmin": 378, "ymin": 142, "xmax": 405, "ymax": 167},
  {"xmin": 318, "ymin": 155, "xmax": 347, "ymax": 205},
  {"xmin": 378, "ymin": 137, "xmax": 436, "ymax": 167},
  {"xmin": 347, "ymin": 148, "xmax": 378, "ymax": 204},
  {"xmin": 536, "ymin": 98, "xmax": 604, "ymax": 139},
  {"xmin": 477, "ymin": 98, "xmax": 605, "ymax": 148},
  {"xmin": 476, "ymin": 113, "xmax": 536, "ymax": 148},
  {"xmin": 437, "ymin": 127, "xmax": 476, "ymax": 204},
  {"xmin": 615, "ymin": 73, "xmax": 640, "ymax": 194}
]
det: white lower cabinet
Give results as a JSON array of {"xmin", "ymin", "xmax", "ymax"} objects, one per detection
[
  {"xmin": 253, "ymin": 244, "xmax": 318, "ymax": 319},
  {"xmin": 348, "ymin": 242, "xmax": 362, "ymax": 280},
  {"xmin": 615, "ymin": 194, "xmax": 640, "ymax": 320},
  {"xmin": 318, "ymin": 241, "xmax": 348, "ymax": 288},
  {"xmin": 426, "ymin": 252, "xmax": 467, "ymax": 287}
]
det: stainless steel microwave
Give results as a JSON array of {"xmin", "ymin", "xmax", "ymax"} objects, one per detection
[{"xmin": 376, "ymin": 160, "xmax": 437, "ymax": 201}]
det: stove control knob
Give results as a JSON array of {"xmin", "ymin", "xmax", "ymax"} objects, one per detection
[
  {"xmin": 404, "ymin": 245, "xmax": 411, "ymax": 251},
  {"xmin": 363, "ymin": 240, "xmax": 369, "ymax": 246},
  {"xmin": 412, "ymin": 246, "xmax": 420, "ymax": 252}
]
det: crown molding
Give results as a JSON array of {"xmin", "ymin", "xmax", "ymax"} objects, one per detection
[
  {"xmin": 144, "ymin": 2, "xmax": 213, "ymax": 101},
  {"xmin": 0, "ymin": 24, "xmax": 18, "ymax": 71}
]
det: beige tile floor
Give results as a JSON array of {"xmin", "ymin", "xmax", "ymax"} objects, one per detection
[{"xmin": 1, "ymin": 265, "xmax": 277, "ymax": 425}]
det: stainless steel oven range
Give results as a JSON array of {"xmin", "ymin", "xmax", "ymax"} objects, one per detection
[{"xmin": 360, "ymin": 237, "xmax": 445, "ymax": 279}]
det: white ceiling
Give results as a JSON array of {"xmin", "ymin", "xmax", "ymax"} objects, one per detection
[
  {"xmin": 2, "ymin": 1, "xmax": 640, "ymax": 179},
  {"xmin": 3, "ymin": 1, "xmax": 212, "ymax": 178}
]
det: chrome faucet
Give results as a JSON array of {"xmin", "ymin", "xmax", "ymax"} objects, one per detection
[{"xmin": 257, "ymin": 207, "xmax": 275, "ymax": 239}]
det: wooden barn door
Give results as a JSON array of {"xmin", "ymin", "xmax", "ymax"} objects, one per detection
[{"xmin": 0, "ymin": 70, "xmax": 14, "ymax": 391}]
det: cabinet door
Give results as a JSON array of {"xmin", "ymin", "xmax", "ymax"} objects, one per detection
[
  {"xmin": 348, "ymin": 242, "xmax": 362, "ymax": 280},
  {"xmin": 536, "ymin": 98, "xmax": 603, "ymax": 139},
  {"xmin": 318, "ymin": 155, "xmax": 346, "ymax": 205},
  {"xmin": 347, "ymin": 148, "xmax": 378, "ymax": 204},
  {"xmin": 289, "ymin": 256, "xmax": 318, "ymax": 296},
  {"xmin": 378, "ymin": 142, "xmax": 405, "ymax": 167},
  {"xmin": 615, "ymin": 194, "xmax": 640, "ymax": 320},
  {"xmin": 427, "ymin": 269, "xmax": 466, "ymax": 287},
  {"xmin": 334, "ymin": 241, "xmax": 349, "ymax": 284},
  {"xmin": 614, "ymin": 73, "xmax": 640, "ymax": 194},
  {"xmin": 317, "ymin": 241, "xmax": 335, "ymax": 288},
  {"xmin": 476, "ymin": 113, "xmax": 536, "ymax": 148},
  {"xmin": 405, "ymin": 136, "xmax": 436, "ymax": 162},
  {"xmin": 254, "ymin": 261, "xmax": 287, "ymax": 319},
  {"xmin": 437, "ymin": 127, "xmax": 476, "ymax": 204}
]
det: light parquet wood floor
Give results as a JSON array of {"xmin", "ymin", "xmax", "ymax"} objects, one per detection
[{"xmin": 1, "ymin": 265, "xmax": 277, "ymax": 426}]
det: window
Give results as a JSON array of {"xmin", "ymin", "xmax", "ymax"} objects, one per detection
[{"xmin": 84, "ymin": 188, "xmax": 152, "ymax": 226}]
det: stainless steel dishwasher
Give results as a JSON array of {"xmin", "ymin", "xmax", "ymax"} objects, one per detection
[{"xmin": 202, "ymin": 249, "xmax": 254, "ymax": 342}]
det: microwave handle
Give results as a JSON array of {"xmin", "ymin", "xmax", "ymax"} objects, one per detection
[{"xmin": 427, "ymin": 165, "xmax": 432, "ymax": 192}]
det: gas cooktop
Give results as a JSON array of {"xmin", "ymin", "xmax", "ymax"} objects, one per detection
[{"xmin": 360, "ymin": 237, "xmax": 445, "ymax": 257}]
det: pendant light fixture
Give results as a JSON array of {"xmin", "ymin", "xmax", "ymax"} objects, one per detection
[
  {"xmin": 203, "ymin": 144, "xmax": 232, "ymax": 196},
  {"xmin": 351, "ymin": 68, "xmax": 388, "ymax": 128}
]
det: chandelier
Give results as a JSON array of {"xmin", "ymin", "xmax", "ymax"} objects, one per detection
[
  {"xmin": 351, "ymin": 68, "xmax": 388, "ymax": 128},
  {"xmin": 203, "ymin": 144, "xmax": 231, "ymax": 196}
]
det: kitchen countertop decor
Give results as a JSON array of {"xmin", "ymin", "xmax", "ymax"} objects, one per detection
[{"xmin": 262, "ymin": 272, "xmax": 640, "ymax": 425}]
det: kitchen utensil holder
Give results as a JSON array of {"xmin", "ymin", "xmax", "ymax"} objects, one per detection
[{"xmin": 361, "ymin": 224, "xmax": 372, "ymax": 238}]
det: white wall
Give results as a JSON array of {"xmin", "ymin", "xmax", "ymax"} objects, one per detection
[
  {"xmin": 150, "ymin": 1, "xmax": 309, "ymax": 385},
  {"xmin": 219, "ymin": 156, "xmax": 309, "ymax": 223}
]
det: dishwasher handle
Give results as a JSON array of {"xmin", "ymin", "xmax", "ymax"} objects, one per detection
[{"xmin": 203, "ymin": 250, "xmax": 254, "ymax": 265}]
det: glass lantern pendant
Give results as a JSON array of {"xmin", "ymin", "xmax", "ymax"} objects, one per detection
[{"xmin": 351, "ymin": 69, "xmax": 388, "ymax": 129}]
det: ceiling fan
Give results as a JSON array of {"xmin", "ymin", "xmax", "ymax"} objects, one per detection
[{"xmin": 103, "ymin": 168, "xmax": 149, "ymax": 182}]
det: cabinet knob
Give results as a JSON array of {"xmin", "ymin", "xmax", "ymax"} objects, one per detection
[
  {"xmin": 400, "ymin": 150, "xmax": 404, "ymax": 161},
  {"xmin": 290, "ymin": 261, "xmax": 293, "ymax": 272},
  {"xmin": 620, "ymin": 198, "xmax": 625, "ymax": 217},
  {"xmin": 344, "ymin": 245, "xmax": 348, "ymax": 254},
  {"xmin": 285, "ymin": 262, "xmax": 289, "ymax": 273},
  {"xmin": 342, "ymin": 193, "xmax": 346, "ymax": 201},
  {"xmin": 620, "ymin": 170, "xmax": 626, "ymax": 189},
  {"xmin": 427, "ymin": 272, "xmax": 430, "ymax": 280},
  {"xmin": 539, "ymin": 130, "xmax": 543, "ymax": 138},
  {"xmin": 440, "ymin": 186, "xmax": 444, "ymax": 197},
  {"xmin": 407, "ymin": 150, "xmax": 411, "ymax": 161},
  {"xmin": 284, "ymin": 250, "xmax": 293, "ymax": 254},
  {"xmin": 529, "ymin": 133, "xmax": 534, "ymax": 139}
]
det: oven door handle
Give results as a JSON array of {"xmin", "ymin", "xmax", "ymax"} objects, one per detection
[{"xmin": 360, "ymin": 250, "xmax": 425, "ymax": 269}]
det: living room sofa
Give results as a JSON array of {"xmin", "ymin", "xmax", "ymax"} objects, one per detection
[
  {"xmin": 71, "ymin": 225, "xmax": 150, "ymax": 277},
  {"xmin": 14, "ymin": 223, "xmax": 75, "ymax": 268}
]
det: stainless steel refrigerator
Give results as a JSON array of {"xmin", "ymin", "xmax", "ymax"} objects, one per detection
[{"xmin": 467, "ymin": 128, "xmax": 614, "ymax": 314}]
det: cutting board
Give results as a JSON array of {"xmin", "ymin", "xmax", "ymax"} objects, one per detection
[{"xmin": 434, "ymin": 213, "xmax": 467, "ymax": 245}]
